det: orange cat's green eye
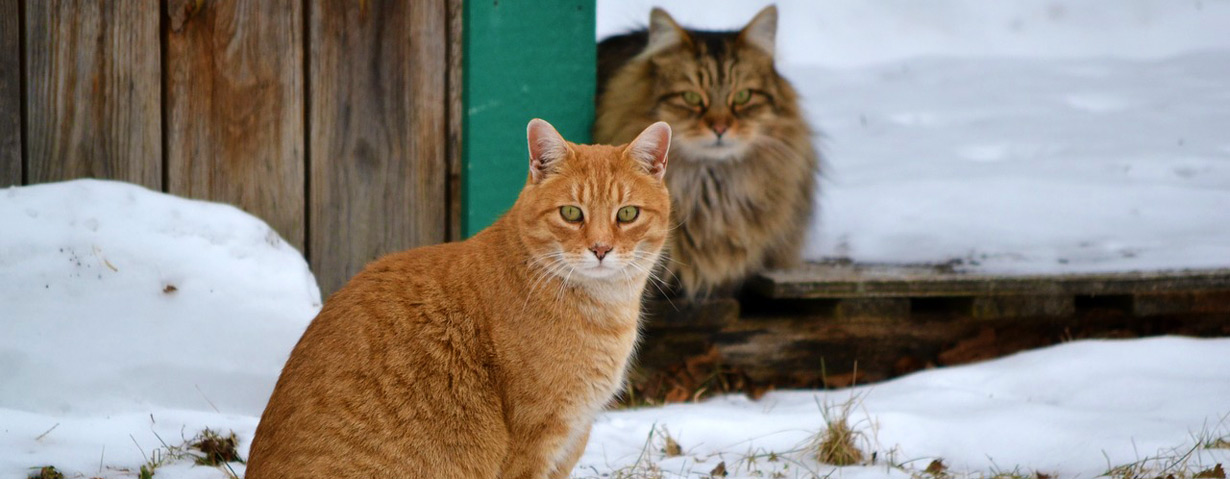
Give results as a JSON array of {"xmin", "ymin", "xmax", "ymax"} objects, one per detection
[
  {"xmin": 617, "ymin": 206, "xmax": 640, "ymax": 223},
  {"xmin": 733, "ymin": 89, "xmax": 752, "ymax": 105},
  {"xmin": 560, "ymin": 205, "xmax": 583, "ymax": 222},
  {"xmin": 682, "ymin": 91, "xmax": 703, "ymax": 106}
]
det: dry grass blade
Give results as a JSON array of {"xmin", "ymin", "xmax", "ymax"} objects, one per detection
[
  {"xmin": 813, "ymin": 397, "xmax": 866, "ymax": 466},
  {"xmin": 190, "ymin": 428, "xmax": 243, "ymax": 465}
]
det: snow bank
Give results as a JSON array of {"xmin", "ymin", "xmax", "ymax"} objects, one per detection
[
  {"xmin": 598, "ymin": 0, "xmax": 1230, "ymax": 69},
  {"xmin": 582, "ymin": 337, "xmax": 1230, "ymax": 478},
  {"xmin": 0, "ymin": 179, "xmax": 320, "ymax": 417}
]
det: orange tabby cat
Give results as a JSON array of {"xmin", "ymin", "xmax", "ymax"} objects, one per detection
[
  {"xmin": 245, "ymin": 119, "xmax": 672, "ymax": 479},
  {"xmin": 595, "ymin": 6, "xmax": 819, "ymax": 298}
]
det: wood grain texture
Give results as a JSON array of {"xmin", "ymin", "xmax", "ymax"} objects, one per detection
[
  {"xmin": 308, "ymin": 0, "xmax": 449, "ymax": 296},
  {"xmin": 166, "ymin": 0, "xmax": 305, "ymax": 250},
  {"xmin": 0, "ymin": 0, "xmax": 19, "ymax": 186},
  {"xmin": 751, "ymin": 261, "xmax": 1230, "ymax": 299},
  {"xmin": 24, "ymin": 0, "xmax": 161, "ymax": 188},
  {"xmin": 446, "ymin": 0, "xmax": 463, "ymax": 241}
]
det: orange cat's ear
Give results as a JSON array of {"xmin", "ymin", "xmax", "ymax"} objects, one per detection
[
  {"xmin": 645, "ymin": 8, "xmax": 689, "ymax": 55},
  {"xmin": 527, "ymin": 118, "xmax": 570, "ymax": 184},
  {"xmin": 738, "ymin": 5, "xmax": 777, "ymax": 57},
  {"xmin": 625, "ymin": 121, "xmax": 671, "ymax": 181}
]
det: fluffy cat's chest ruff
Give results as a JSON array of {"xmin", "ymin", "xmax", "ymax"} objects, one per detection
[
  {"xmin": 663, "ymin": 146, "xmax": 816, "ymax": 296},
  {"xmin": 667, "ymin": 153, "xmax": 802, "ymax": 238}
]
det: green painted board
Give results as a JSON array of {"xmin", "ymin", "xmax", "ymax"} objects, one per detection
[{"xmin": 462, "ymin": 0, "xmax": 596, "ymax": 236}]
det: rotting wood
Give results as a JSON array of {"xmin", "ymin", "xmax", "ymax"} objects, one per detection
[
  {"xmin": 25, "ymin": 1, "xmax": 161, "ymax": 188},
  {"xmin": 307, "ymin": 0, "xmax": 450, "ymax": 296},
  {"xmin": 636, "ymin": 297, "xmax": 1230, "ymax": 398},
  {"xmin": 972, "ymin": 294, "xmax": 1074, "ymax": 319},
  {"xmin": 0, "ymin": 0, "xmax": 19, "ymax": 186},
  {"xmin": 644, "ymin": 298, "xmax": 739, "ymax": 330},
  {"xmin": 165, "ymin": 0, "xmax": 305, "ymax": 251},
  {"xmin": 1133, "ymin": 290, "xmax": 1230, "ymax": 316},
  {"xmin": 630, "ymin": 262, "xmax": 1230, "ymax": 403}
]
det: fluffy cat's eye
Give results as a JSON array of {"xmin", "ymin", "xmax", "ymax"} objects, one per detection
[
  {"xmin": 617, "ymin": 206, "xmax": 640, "ymax": 223},
  {"xmin": 682, "ymin": 91, "xmax": 704, "ymax": 106},
  {"xmin": 733, "ymin": 89, "xmax": 752, "ymax": 105},
  {"xmin": 560, "ymin": 205, "xmax": 584, "ymax": 222}
]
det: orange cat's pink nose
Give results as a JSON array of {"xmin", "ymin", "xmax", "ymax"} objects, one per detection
[
  {"xmin": 590, "ymin": 244, "xmax": 613, "ymax": 260},
  {"xmin": 712, "ymin": 123, "xmax": 729, "ymax": 137}
]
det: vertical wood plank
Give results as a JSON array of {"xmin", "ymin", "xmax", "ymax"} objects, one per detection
[
  {"xmin": 446, "ymin": 0, "xmax": 463, "ymax": 241},
  {"xmin": 24, "ymin": 0, "xmax": 161, "ymax": 188},
  {"xmin": 309, "ymin": 0, "xmax": 449, "ymax": 296},
  {"xmin": 166, "ymin": 0, "xmax": 305, "ymax": 251},
  {"xmin": 0, "ymin": 0, "xmax": 19, "ymax": 186}
]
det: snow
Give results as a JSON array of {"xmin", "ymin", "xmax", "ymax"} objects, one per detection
[
  {"xmin": 599, "ymin": 0, "xmax": 1230, "ymax": 274},
  {"xmin": 579, "ymin": 337, "xmax": 1230, "ymax": 478},
  {"xmin": 1, "ymin": 180, "xmax": 318, "ymax": 476},
  {"xmin": 3, "ymin": 184, "xmax": 1228, "ymax": 479},
  {"xmin": 597, "ymin": 0, "xmax": 1230, "ymax": 69},
  {"xmin": 5, "ymin": 2, "xmax": 1230, "ymax": 478}
]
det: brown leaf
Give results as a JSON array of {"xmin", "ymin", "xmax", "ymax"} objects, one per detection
[
  {"xmin": 685, "ymin": 346, "xmax": 722, "ymax": 377},
  {"xmin": 1195, "ymin": 464, "xmax": 1226, "ymax": 479},
  {"xmin": 823, "ymin": 371, "xmax": 861, "ymax": 389},
  {"xmin": 938, "ymin": 328, "xmax": 998, "ymax": 366},
  {"xmin": 663, "ymin": 434, "xmax": 682, "ymax": 457},
  {"xmin": 924, "ymin": 459, "xmax": 948, "ymax": 476},
  {"xmin": 163, "ymin": 284, "xmax": 178, "ymax": 294},
  {"xmin": 664, "ymin": 385, "xmax": 691, "ymax": 403},
  {"xmin": 709, "ymin": 461, "xmax": 727, "ymax": 477}
]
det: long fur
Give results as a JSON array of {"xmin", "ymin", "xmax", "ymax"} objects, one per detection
[{"xmin": 594, "ymin": 7, "xmax": 819, "ymax": 298}]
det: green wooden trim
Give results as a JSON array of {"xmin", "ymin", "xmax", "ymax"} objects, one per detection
[{"xmin": 462, "ymin": 0, "xmax": 596, "ymax": 237}]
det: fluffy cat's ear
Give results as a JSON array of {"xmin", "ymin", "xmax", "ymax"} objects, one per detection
[
  {"xmin": 527, "ymin": 118, "xmax": 570, "ymax": 183},
  {"xmin": 739, "ymin": 5, "xmax": 777, "ymax": 57},
  {"xmin": 626, "ymin": 122, "xmax": 671, "ymax": 181},
  {"xmin": 645, "ymin": 8, "xmax": 689, "ymax": 55}
]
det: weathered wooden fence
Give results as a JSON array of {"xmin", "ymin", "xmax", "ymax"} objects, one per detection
[{"xmin": 0, "ymin": 0, "xmax": 462, "ymax": 296}]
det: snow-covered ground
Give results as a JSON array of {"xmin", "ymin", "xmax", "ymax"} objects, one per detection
[
  {"xmin": 0, "ymin": 180, "xmax": 319, "ymax": 478},
  {"xmin": 2, "ymin": 184, "xmax": 1228, "ymax": 478},
  {"xmin": 577, "ymin": 337, "xmax": 1230, "ymax": 478},
  {"xmin": 600, "ymin": 0, "xmax": 1230, "ymax": 274},
  {"xmin": 5, "ymin": 1, "xmax": 1230, "ymax": 478}
]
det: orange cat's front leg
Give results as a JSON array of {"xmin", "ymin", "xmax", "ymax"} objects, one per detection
[
  {"xmin": 548, "ymin": 425, "xmax": 591, "ymax": 479},
  {"xmin": 500, "ymin": 418, "xmax": 572, "ymax": 479}
]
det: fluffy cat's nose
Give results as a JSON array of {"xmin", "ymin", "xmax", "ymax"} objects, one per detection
[
  {"xmin": 590, "ymin": 244, "xmax": 613, "ymax": 260},
  {"xmin": 712, "ymin": 123, "xmax": 729, "ymax": 138}
]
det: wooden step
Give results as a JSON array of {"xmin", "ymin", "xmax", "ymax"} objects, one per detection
[
  {"xmin": 624, "ymin": 263, "xmax": 1230, "ymax": 404},
  {"xmin": 749, "ymin": 261, "xmax": 1230, "ymax": 299}
]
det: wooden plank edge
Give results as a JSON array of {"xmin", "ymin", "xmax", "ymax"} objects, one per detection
[{"xmin": 751, "ymin": 267, "xmax": 1230, "ymax": 299}]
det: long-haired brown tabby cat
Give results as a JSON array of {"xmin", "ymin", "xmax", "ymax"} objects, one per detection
[
  {"xmin": 595, "ymin": 6, "xmax": 818, "ymax": 298},
  {"xmin": 245, "ymin": 119, "xmax": 672, "ymax": 478}
]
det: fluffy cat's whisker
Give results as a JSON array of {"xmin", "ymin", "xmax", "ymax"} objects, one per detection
[
  {"xmin": 554, "ymin": 267, "xmax": 576, "ymax": 307},
  {"xmin": 625, "ymin": 261, "xmax": 678, "ymax": 308},
  {"xmin": 523, "ymin": 257, "xmax": 568, "ymax": 311}
]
